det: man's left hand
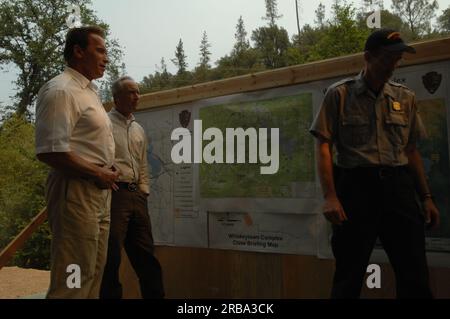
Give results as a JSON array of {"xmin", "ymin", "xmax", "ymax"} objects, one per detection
[{"xmin": 423, "ymin": 198, "xmax": 440, "ymax": 230}]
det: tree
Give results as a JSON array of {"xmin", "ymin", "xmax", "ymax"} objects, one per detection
[
  {"xmin": 140, "ymin": 58, "xmax": 172, "ymax": 94},
  {"xmin": 198, "ymin": 31, "xmax": 211, "ymax": 69},
  {"xmin": 0, "ymin": 114, "xmax": 50, "ymax": 269},
  {"xmin": 263, "ymin": 0, "xmax": 283, "ymax": 27},
  {"xmin": 315, "ymin": 2, "xmax": 326, "ymax": 27},
  {"xmin": 171, "ymin": 38, "xmax": 188, "ymax": 75},
  {"xmin": 214, "ymin": 16, "xmax": 263, "ymax": 79},
  {"xmin": 438, "ymin": 6, "xmax": 450, "ymax": 33},
  {"xmin": 291, "ymin": 23, "xmax": 325, "ymax": 64},
  {"xmin": 158, "ymin": 57, "xmax": 171, "ymax": 86},
  {"xmin": 252, "ymin": 0, "xmax": 290, "ymax": 69},
  {"xmin": 233, "ymin": 16, "xmax": 250, "ymax": 55},
  {"xmin": 252, "ymin": 25, "xmax": 290, "ymax": 69},
  {"xmin": 391, "ymin": 0, "xmax": 439, "ymax": 39},
  {"xmin": 307, "ymin": 2, "xmax": 370, "ymax": 61},
  {"xmin": 0, "ymin": 0, "xmax": 124, "ymax": 116}
]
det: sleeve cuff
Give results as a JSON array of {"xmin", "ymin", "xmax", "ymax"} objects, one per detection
[
  {"xmin": 139, "ymin": 184, "xmax": 150, "ymax": 195},
  {"xmin": 36, "ymin": 144, "xmax": 71, "ymax": 154}
]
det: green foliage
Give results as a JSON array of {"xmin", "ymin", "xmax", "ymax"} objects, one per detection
[
  {"xmin": 263, "ymin": 0, "xmax": 282, "ymax": 27},
  {"xmin": 199, "ymin": 31, "xmax": 211, "ymax": 69},
  {"xmin": 0, "ymin": 0, "xmax": 124, "ymax": 115},
  {"xmin": 293, "ymin": 2, "xmax": 370, "ymax": 63},
  {"xmin": 251, "ymin": 25, "xmax": 290, "ymax": 69},
  {"xmin": 213, "ymin": 16, "xmax": 265, "ymax": 79},
  {"xmin": 171, "ymin": 38, "xmax": 188, "ymax": 76},
  {"xmin": 391, "ymin": 0, "xmax": 439, "ymax": 39},
  {"xmin": 315, "ymin": 2, "xmax": 326, "ymax": 27},
  {"xmin": 140, "ymin": 58, "xmax": 173, "ymax": 94},
  {"xmin": 0, "ymin": 114, "xmax": 50, "ymax": 269},
  {"xmin": 138, "ymin": 0, "xmax": 446, "ymax": 93},
  {"xmin": 214, "ymin": 48, "xmax": 265, "ymax": 79},
  {"xmin": 233, "ymin": 16, "xmax": 250, "ymax": 55},
  {"xmin": 438, "ymin": 6, "xmax": 450, "ymax": 33}
]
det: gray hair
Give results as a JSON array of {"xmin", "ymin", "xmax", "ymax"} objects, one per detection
[{"xmin": 111, "ymin": 76, "xmax": 135, "ymax": 98}]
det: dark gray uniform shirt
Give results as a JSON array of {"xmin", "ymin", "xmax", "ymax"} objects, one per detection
[{"xmin": 309, "ymin": 72, "xmax": 427, "ymax": 168}]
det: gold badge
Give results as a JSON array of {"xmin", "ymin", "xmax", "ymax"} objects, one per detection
[{"xmin": 392, "ymin": 101, "xmax": 401, "ymax": 111}]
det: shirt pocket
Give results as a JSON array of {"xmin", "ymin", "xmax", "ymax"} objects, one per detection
[
  {"xmin": 385, "ymin": 112, "xmax": 409, "ymax": 146},
  {"xmin": 340, "ymin": 115, "xmax": 371, "ymax": 147}
]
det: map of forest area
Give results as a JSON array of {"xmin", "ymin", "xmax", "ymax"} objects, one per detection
[{"xmin": 199, "ymin": 93, "xmax": 314, "ymax": 198}]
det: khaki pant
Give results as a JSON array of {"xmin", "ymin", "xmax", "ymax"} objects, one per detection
[{"xmin": 45, "ymin": 170, "xmax": 111, "ymax": 299}]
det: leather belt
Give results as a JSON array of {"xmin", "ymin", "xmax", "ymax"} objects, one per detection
[
  {"xmin": 339, "ymin": 166, "xmax": 408, "ymax": 180},
  {"xmin": 116, "ymin": 182, "xmax": 138, "ymax": 192}
]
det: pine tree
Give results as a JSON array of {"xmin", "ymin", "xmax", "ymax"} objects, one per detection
[
  {"xmin": 233, "ymin": 16, "xmax": 250, "ymax": 55},
  {"xmin": 263, "ymin": 0, "xmax": 283, "ymax": 27},
  {"xmin": 199, "ymin": 31, "xmax": 211, "ymax": 69},
  {"xmin": 315, "ymin": 3, "xmax": 326, "ymax": 27},
  {"xmin": 171, "ymin": 39, "xmax": 188, "ymax": 75}
]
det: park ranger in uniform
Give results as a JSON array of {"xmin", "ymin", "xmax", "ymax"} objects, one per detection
[{"xmin": 310, "ymin": 29, "xmax": 440, "ymax": 298}]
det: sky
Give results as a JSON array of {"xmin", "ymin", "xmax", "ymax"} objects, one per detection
[{"xmin": 1, "ymin": 0, "xmax": 449, "ymax": 107}]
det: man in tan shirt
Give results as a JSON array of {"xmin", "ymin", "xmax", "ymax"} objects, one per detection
[
  {"xmin": 100, "ymin": 76, "xmax": 164, "ymax": 299},
  {"xmin": 35, "ymin": 26, "xmax": 119, "ymax": 298},
  {"xmin": 310, "ymin": 29, "xmax": 439, "ymax": 298}
]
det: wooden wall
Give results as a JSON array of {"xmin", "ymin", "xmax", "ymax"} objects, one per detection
[
  {"xmin": 118, "ymin": 37, "xmax": 450, "ymax": 299},
  {"xmin": 120, "ymin": 247, "xmax": 450, "ymax": 299}
]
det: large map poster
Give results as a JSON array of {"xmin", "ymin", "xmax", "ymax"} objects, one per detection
[
  {"xmin": 199, "ymin": 93, "xmax": 314, "ymax": 199},
  {"xmin": 135, "ymin": 105, "xmax": 207, "ymax": 247}
]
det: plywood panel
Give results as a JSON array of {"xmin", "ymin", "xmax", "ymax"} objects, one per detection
[
  {"xmin": 282, "ymin": 255, "xmax": 334, "ymax": 298},
  {"xmin": 121, "ymin": 247, "xmax": 450, "ymax": 299}
]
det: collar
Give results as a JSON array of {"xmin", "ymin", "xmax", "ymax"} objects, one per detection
[
  {"xmin": 64, "ymin": 66, "xmax": 98, "ymax": 92},
  {"xmin": 110, "ymin": 107, "xmax": 135, "ymax": 125},
  {"xmin": 354, "ymin": 71, "xmax": 368, "ymax": 96},
  {"xmin": 354, "ymin": 70, "xmax": 396, "ymax": 99}
]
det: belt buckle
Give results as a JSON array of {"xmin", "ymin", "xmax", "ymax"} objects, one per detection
[{"xmin": 128, "ymin": 182, "xmax": 137, "ymax": 192}]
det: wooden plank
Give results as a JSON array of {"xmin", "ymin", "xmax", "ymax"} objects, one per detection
[
  {"xmin": 229, "ymin": 251, "xmax": 282, "ymax": 298},
  {"xmin": 0, "ymin": 208, "xmax": 48, "ymax": 270},
  {"xmin": 282, "ymin": 255, "xmax": 334, "ymax": 298},
  {"xmin": 122, "ymin": 247, "xmax": 450, "ymax": 298},
  {"xmin": 131, "ymin": 37, "xmax": 450, "ymax": 111}
]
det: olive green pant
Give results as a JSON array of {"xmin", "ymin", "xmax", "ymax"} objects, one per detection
[{"xmin": 45, "ymin": 170, "xmax": 111, "ymax": 299}]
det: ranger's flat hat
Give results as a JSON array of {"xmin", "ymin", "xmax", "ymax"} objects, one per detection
[{"xmin": 364, "ymin": 28, "xmax": 416, "ymax": 54}]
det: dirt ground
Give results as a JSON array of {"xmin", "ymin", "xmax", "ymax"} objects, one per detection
[{"xmin": 0, "ymin": 267, "xmax": 49, "ymax": 299}]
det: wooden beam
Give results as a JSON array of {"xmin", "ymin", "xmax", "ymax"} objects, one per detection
[
  {"xmin": 0, "ymin": 208, "xmax": 48, "ymax": 270},
  {"xmin": 132, "ymin": 37, "xmax": 450, "ymax": 112}
]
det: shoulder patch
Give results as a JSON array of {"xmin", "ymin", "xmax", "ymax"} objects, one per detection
[{"xmin": 329, "ymin": 77, "xmax": 355, "ymax": 90}]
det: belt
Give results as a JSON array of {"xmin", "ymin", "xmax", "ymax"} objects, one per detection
[
  {"xmin": 116, "ymin": 182, "xmax": 138, "ymax": 192},
  {"xmin": 338, "ymin": 166, "xmax": 408, "ymax": 180}
]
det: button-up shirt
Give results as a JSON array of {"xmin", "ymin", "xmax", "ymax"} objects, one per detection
[
  {"xmin": 35, "ymin": 67, "xmax": 115, "ymax": 167},
  {"xmin": 310, "ymin": 71, "xmax": 427, "ymax": 168},
  {"xmin": 108, "ymin": 107, "xmax": 150, "ymax": 194}
]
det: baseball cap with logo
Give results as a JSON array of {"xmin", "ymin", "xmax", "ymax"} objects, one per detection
[{"xmin": 364, "ymin": 28, "xmax": 416, "ymax": 54}]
